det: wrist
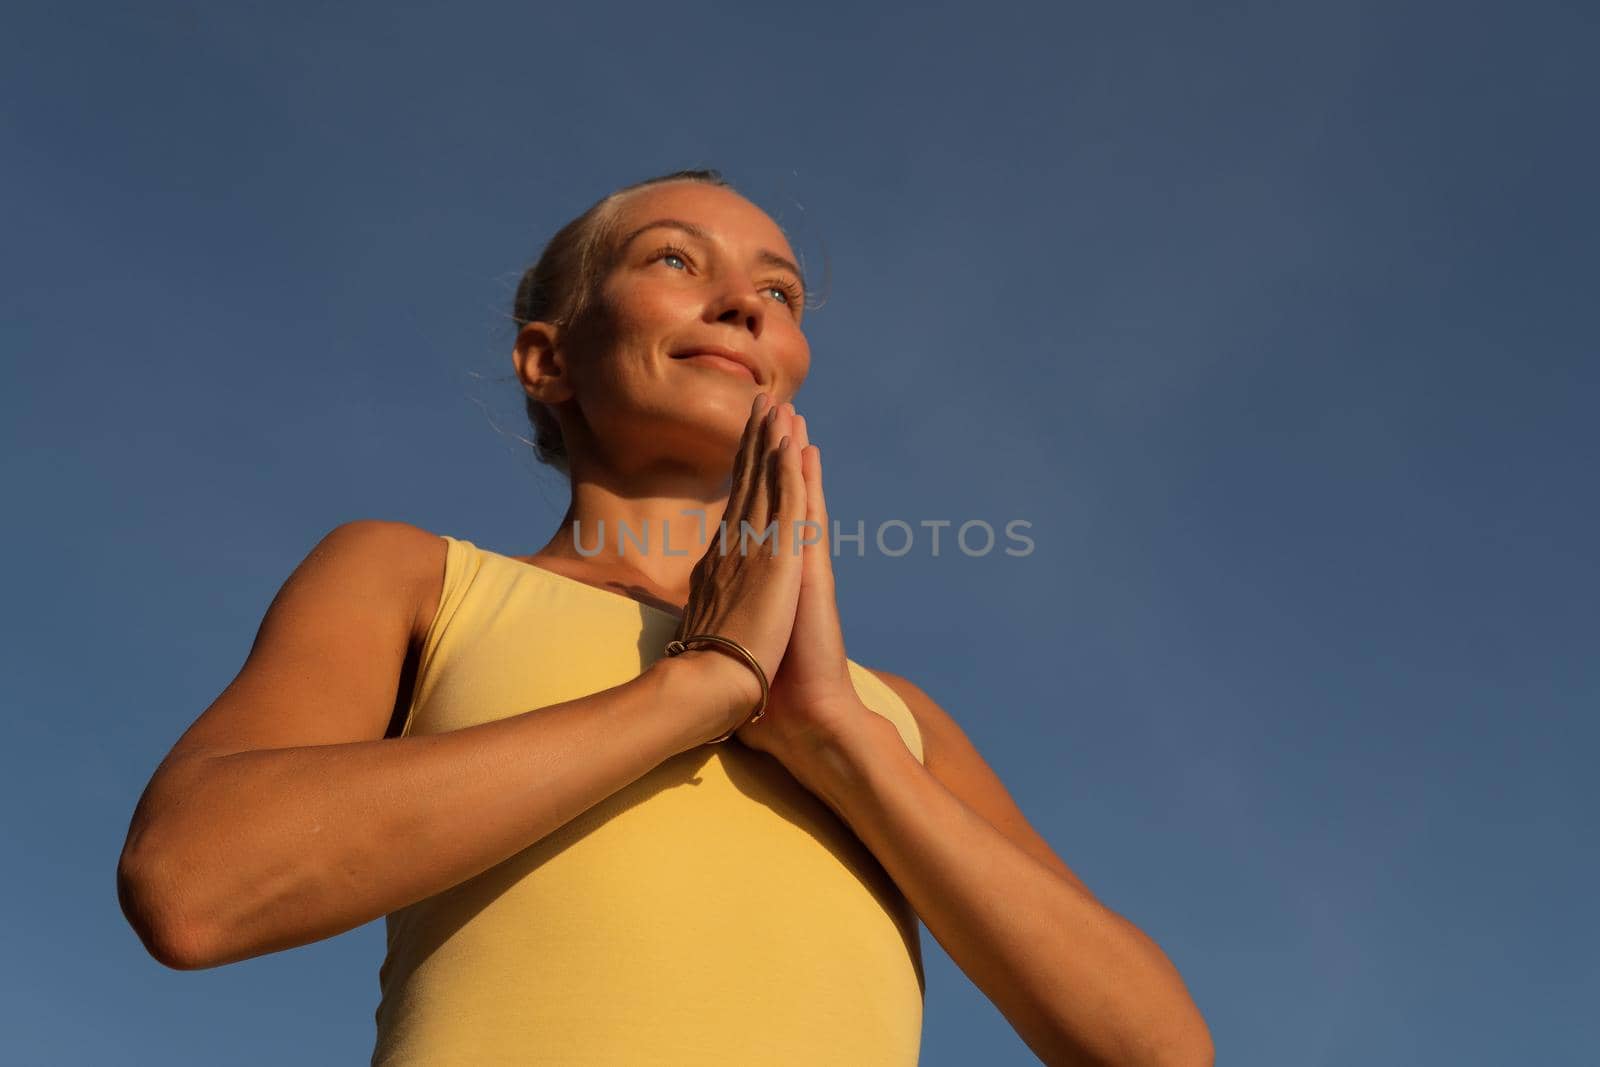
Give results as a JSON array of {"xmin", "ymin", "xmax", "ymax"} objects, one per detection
[
  {"xmin": 651, "ymin": 648, "xmax": 763, "ymax": 746},
  {"xmin": 790, "ymin": 710, "xmax": 906, "ymax": 816}
]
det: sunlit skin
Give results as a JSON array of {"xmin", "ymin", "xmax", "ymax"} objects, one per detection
[
  {"xmin": 511, "ymin": 180, "xmax": 861, "ymax": 756},
  {"xmin": 511, "ymin": 180, "xmax": 812, "ymax": 607},
  {"xmin": 511, "ymin": 180, "xmax": 1214, "ymax": 1067}
]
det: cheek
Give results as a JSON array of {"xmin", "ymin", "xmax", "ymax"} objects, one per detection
[
  {"xmin": 576, "ymin": 286, "xmax": 684, "ymax": 389},
  {"xmin": 779, "ymin": 337, "xmax": 812, "ymax": 393},
  {"xmin": 607, "ymin": 278, "xmax": 695, "ymax": 336}
]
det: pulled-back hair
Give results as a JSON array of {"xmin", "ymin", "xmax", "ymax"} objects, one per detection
[{"xmin": 510, "ymin": 168, "xmax": 735, "ymax": 478}]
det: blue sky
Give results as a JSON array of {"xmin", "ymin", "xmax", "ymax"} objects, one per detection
[{"xmin": 4, "ymin": 2, "xmax": 1596, "ymax": 1063}]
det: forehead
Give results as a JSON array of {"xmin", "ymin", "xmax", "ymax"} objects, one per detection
[{"xmin": 610, "ymin": 182, "xmax": 796, "ymax": 260}]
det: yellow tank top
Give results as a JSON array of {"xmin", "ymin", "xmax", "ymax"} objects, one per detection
[{"xmin": 371, "ymin": 534, "xmax": 926, "ymax": 1065}]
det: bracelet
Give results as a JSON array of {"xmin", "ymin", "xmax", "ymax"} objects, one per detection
[{"xmin": 664, "ymin": 633, "xmax": 770, "ymax": 743}]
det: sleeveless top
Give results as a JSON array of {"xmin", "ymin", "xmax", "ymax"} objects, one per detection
[{"xmin": 370, "ymin": 535, "xmax": 927, "ymax": 1065}]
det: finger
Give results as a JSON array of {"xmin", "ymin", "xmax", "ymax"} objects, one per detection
[
  {"xmin": 786, "ymin": 414, "xmax": 817, "ymax": 535},
  {"xmin": 757, "ymin": 403, "xmax": 796, "ymax": 523},
  {"xmin": 809, "ymin": 441, "xmax": 827, "ymax": 524},
  {"xmin": 736, "ymin": 392, "xmax": 771, "ymax": 479},
  {"xmin": 776, "ymin": 428, "xmax": 806, "ymax": 560},
  {"xmin": 802, "ymin": 444, "xmax": 835, "ymax": 587},
  {"xmin": 785, "ymin": 413, "xmax": 826, "ymax": 558},
  {"xmin": 743, "ymin": 401, "xmax": 782, "ymax": 550},
  {"xmin": 724, "ymin": 393, "xmax": 773, "ymax": 547},
  {"xmin": 790, "ymin": 412, "xmax": 811, "ymax": 453},
  {"xmin": 759, "ymin": 403, "xmax": 798, "ymax": 554},
  {"xmin": 765, "ymin": 431, "xmax": 785, "ymax": 540}
]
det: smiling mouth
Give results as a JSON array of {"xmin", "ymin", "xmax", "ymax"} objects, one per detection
[{"xmin": 674, "ymin": 352, "xmax": 759, "ymax": 383}]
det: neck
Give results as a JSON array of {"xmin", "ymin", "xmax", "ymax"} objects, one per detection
[{"xmin": 533, "ymin": 458, "xmax": 737, "ymax": 603}]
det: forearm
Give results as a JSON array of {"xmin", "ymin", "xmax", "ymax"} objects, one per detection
[
  {"xmin": 798, "ymin": 716, "xmax": 1212, "ymax": 1067},
  {"xmin": 123, "ymin": 653, "xmax": 740, "ymax": 970}
]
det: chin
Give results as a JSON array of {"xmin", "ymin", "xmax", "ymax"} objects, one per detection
[{"xmin": 633, "ymin": 399, "xmax": 747, "ymax": 467}]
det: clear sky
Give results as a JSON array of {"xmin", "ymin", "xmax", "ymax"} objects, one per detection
[{"xmin": 4, "ymin": 2, "xmax": 1595, "ymax": 1063}]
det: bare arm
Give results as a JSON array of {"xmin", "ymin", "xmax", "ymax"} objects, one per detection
[{"xmin": 115, "ymin": 520, "xmax": 754, "ymax": 971}]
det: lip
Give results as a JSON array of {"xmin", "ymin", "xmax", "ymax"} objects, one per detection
[{"xmin": 670, "ymin": 345, "xmax": 765, "ymax": 385}]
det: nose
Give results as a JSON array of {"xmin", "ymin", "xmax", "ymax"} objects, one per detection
[{"xmin": 708, "ymin": 280, "xmax": 768, "ymax": 339}]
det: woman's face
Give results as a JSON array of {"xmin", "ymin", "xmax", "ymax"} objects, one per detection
[{"xmin": 530, "ymin": 181, "xmax": 812, "ymax": 475}]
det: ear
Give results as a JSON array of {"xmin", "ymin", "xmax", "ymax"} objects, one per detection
[{"xmin": 514, "ymin": 321, "xmax": 576, "ymax": 405}]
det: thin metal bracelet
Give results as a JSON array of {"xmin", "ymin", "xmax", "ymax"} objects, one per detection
[{"xmin": 664, "ymin": 633, "xmax": 770, "ymax": 743}]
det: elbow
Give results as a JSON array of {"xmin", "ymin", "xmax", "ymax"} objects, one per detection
[
  {"xmin": 1150, "ymin": 1015, "xmax": 1215, "ymax": 1067},
  {"xmin": 116, "ymin": 851, "xmax": 217, "ymax": 971},
  {"xmin": 1039, "ymin": 1010, "xmax": 1214, "ymax": 1067},
  {"xmin": 148, "ymin": 924, "xmax": 213, "ymax": 972},
  {"xmin": 1085, "ymin": 1004, "xmax": 1214, "ymax": 1067},
  {"xmin": 1169, "ymin": 1034, "xmax": 1215, "ymax": 1067}
]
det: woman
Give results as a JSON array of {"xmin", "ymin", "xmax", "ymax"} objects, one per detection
[{"xmin": 116, "ymin": 169, "xmax": 1213, "ymax": 1066}]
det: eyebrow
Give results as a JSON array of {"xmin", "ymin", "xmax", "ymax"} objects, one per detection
[{"xmin": 618, "ymin": 218, "xmax": 807, "ymax": 301}]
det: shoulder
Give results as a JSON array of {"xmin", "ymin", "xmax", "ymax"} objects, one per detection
[
  {"xmin": 862, "ymin": 666, "xmax": 933, "ymax": 709},
  {"xmin": 318, "ymin": 517, "xmax": 442, "ymax": 548},
  {"xmin": 861, "ymin": 666, "xmax": 963, "ymax": 768},
  {"xmin": 312, "ymin": 519, "xmax": 449, "ymax": 644},
  {"xmin": 314, "ymin": 518, "xmax": 445, "ymax": 576}
]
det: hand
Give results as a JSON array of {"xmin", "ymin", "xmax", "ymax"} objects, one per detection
[
  {"xmin": 734, "ymin": 405, "xmax": 873, "ymax": 765},
  {"xmin": 674, "ymin": 393, "xmax": 807, "ymax": 741}
]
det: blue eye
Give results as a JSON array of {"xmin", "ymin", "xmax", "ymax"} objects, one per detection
[
  {"xmin": 650, "ymin": 243, "xmax": 693, "ymax": 271},
  {"xmin": 765, "ymin": 282, "xmax": 803, "ymax": 307},
  {"xmin": 648, "ymin": 242, "xmax": 804, "ymax": 316}
]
